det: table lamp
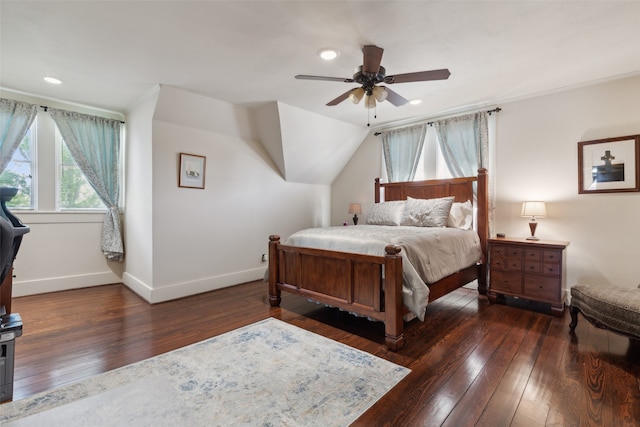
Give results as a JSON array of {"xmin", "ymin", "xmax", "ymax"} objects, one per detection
[
  {"xmin": 521, "ymin": 201, "xmax": 547, "ymax": 240},
  {"xmin": 348, "ymin": 203, "xmax": 362, "ymax": 225}
]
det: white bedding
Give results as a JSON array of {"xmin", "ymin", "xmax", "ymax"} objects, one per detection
[{"xmin": 285, "ymin": 225, "xmax": 482, "ymax": 321}]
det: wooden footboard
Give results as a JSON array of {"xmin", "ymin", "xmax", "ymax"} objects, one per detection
[{"xmin": 269, "ymin": 235, "xmax": 405, "ymax": 350}]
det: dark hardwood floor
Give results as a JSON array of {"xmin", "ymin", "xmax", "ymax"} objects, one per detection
[{"xmin": 7, "ymin": 281, "xmax": 640, "ymax": 426}]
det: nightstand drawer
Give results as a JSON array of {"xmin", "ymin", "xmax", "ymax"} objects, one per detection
[
  {"xmin": 490, "ymin": 257, "xmax": 522, "ymax": 271},
  {"xmin": 490, "ymin": 270, "xmax": 522, "ymax": 293},
  {"xmin": 524, "ymin": 249, "xmax": 541, "ymax": 261},
  {"xmin": 542, "ymin": 250, "xmax": 562, "ymax": 263},
  {"xmin": 524, "ymin": 261, "xmax": 541, "ymax": 273},
  {"xmin": 524, "ymin": 262, "xmax": 560, "ymax": 276},
  {"xmin": 491, "ymin": 246, "xmax": 522, "ymax": 259},
  {"xmin": 541, "ymin": 262, "xmax": 561, "ymax": 276},
  {"xmin": 524, "ymin": 276, "xmax": 560, "ymax": 301}
]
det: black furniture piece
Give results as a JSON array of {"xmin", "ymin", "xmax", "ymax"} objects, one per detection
[{"xmin": 0, "ymin": 187, "xmax": 29, "ymax": 403}]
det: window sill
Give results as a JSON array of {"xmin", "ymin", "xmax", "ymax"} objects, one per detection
[{"xmin": 10, "ymin": 211, "xmax": 107, "ymax": 224}]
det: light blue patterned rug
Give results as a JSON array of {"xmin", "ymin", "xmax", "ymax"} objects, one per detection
[{"xmin": 1, "ymin": 318, "xmax": 410, "ymax": 426}]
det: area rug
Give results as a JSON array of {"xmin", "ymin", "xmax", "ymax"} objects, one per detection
[{"xmin": 1, "ymin": 318, "xmax": 410, "ymax": 426}]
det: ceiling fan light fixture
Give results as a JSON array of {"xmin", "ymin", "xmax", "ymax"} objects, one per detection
[
  {"xmin": 318, "ymin": 48, "xmax": 340, "ymax": 61},
  {"xmin": 373, "ymin": 86, "xmax": 388, "ymax": 102},
  {"xmin": 364, "ymin": 94, "xmax": 376, "ymax": 109},
  {"xmin": 349, "ymin": 88, "xmax": 365, "ymax": 104}
]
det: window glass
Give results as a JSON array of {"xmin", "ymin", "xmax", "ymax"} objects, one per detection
[
  {"xmin": 0, "ymin": 120, "xmax": 36, "ymax": 209},
  {"xmin": 56, "ymin": 127, "xmax": 105, "ymax": 210}
]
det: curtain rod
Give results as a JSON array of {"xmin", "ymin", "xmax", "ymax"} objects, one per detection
[
  {"xmin": 374, "ymin": 107, "xmax": 501, "ymax": 136},
  {"xmin": 40, "ymin": 105, "xmax": 125, "ymax": 124}
]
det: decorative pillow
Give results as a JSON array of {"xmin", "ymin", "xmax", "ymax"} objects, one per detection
[
  {"xmin": 400, "ymin": 196, "xmax": 455, "ymax": 227},
  {"xmin": 366, "ymin": 201, "xmax": 406, "ymax": 226},
  {"xmin": 447, "ymin": 200, "xmax": 474, "ymax": 229}
]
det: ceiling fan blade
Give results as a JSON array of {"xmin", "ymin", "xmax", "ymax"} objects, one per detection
[
  {"xmin": 295, "ymin": 75, "xmax": 354, "ymax": 83},
  {"xmin": 326, "ymin": 89, "xmax": 356, "ymax": 106},
  {"xmin": 382, "ymin": 87, "xmax": 409, "ymax": 106},
  {"xmin": 385, "ymin": 69, "xmax": 451, "ymax": 84},
  {"xmin": 362, "ymin": 45, "xmax": 384, "ymax": 75}
]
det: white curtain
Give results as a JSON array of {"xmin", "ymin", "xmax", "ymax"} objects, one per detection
[
  {"xmin": 48, "ymin": 108, "xmax": 124, "ymax": 261},
  {"xmin": 382, "ymin": 124, "xmax": 428, "ymax": 182},
  {"xmin": 0, "ymin": 99, "xmax": 38, "ymax": 174}
]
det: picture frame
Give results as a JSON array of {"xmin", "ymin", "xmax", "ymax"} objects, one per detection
[
  {"xmin": 178, "ymin": 153, "xmax": 206, "ymax": 189},
  {"xmin": 578, "ymin": 135, "xmax": 640, "ymax": 194}
]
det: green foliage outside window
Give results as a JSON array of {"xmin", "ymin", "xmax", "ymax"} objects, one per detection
[
  {"xmin": 59, "ymin": 142, "xmax": 104, "ymax": 209},
  {"xmin": 0, "ymin": 132, "xmax": 33, "ymax": 208}
]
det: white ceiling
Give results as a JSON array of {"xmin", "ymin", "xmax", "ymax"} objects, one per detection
[{"xmin": 2, "ymin": 1, "xmax": 640, "ymax": 128}]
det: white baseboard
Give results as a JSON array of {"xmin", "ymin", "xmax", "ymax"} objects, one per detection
[
  {"xmin": 123, "ymin": 267, "xmax": 267, "ymax": 304},
  {"xmin": 12, "ymin": 271, "xmax": 122, "ymax": 297}
]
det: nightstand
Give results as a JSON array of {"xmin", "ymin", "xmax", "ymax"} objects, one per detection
[{"xmin": 487, "ymin": 237, "xmax": 569, "ymax": 317}]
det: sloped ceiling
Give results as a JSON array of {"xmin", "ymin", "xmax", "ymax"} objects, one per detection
[{"xmin": 255, "ymin": 102, "xmax": 368, "ymax": 185}]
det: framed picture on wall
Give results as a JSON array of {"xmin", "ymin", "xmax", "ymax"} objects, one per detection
[
  {"xmin": 179, "ymin": 153, "xmax": 206, "ymax": 189},
  {"xmin": 578, "ymin": 135, "xmax": 640, "ymax": 194}
]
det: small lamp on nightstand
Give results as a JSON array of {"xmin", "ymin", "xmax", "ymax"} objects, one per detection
[
  {"xmin": 521, "ymin": 201, "xmax": 547, "ymax": 240},
  {"xmin": 348, "ymin": 203, "xmax": 362, "ymax": 225}
]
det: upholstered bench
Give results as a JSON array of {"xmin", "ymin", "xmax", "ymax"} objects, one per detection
[{"xmin": 569, "ymin": 284, "xmax": 640, "ymax": 341}]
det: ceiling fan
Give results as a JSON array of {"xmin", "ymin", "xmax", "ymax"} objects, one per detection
[{"xmin": 295, "ymin": 45, "xmax": 450, "ymax": 109}]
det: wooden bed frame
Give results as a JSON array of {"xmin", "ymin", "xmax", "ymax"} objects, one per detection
[{"xmin": 268, "ymin": 168, "xmax": 488, "ymax": 351}]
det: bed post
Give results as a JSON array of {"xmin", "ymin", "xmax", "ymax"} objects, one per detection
[
  {"xmin": 374, "ymin": 178, "xmax": 381, "ymax": 203},
  {"xmin": 268, "ymin": 235, "xmax": 281, "ymax": 307},
  {"xmin": 384, "ymin": 245, "xmax": 404, "ymax": 351},
  {"xmin": 476, "ymin": 168, "xmax": 489, "ymax": 295}
]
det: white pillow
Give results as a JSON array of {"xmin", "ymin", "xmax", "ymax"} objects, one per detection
[
  {"xmin": 447, "ymin": 200, "xmax": 473, "ymax": 229},
  {"xmin": 366, "ymin": 201, "xmax": 406, "ymax": 226},
  {"xmin": 400, "ymin": 196, "xmax": 455, "ymax": 227}
]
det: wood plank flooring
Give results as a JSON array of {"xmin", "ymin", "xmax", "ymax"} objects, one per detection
[{"xmin": 7, "ymin": 281, "xmax": 640, "ymax": 426}]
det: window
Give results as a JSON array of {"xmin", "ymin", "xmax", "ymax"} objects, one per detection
[
  {"xmin": 0, "ymin": 107, "xmax": 107, "ymax": 212},
  {"xmin": 382, "ymin": 126, "xmax": 453, "ymax": 182},
  {"xmin": 56, "ymin": 127, "xmax": 105, "ymax": 210},
  {"xmin": 414, "ymin": 127, "xmax": 453, "ymax": 181},
  {"xmin": 0, "ymin": 120, "xmax": 35, "ymax": 209}
]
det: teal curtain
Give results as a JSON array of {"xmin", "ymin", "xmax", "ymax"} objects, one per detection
[
  {"xmin": 49, "ymin": 108, "xmax": 124, "ymax": 261},
  {"xmin": 0, "ymin": 99, "xmax": 38, "ymax": 174},
  {"xmin": 382, "ymin": 124, "xmax": 427, "ymax": 182},
  {"xmin": 435, "ymin": 111, "xmax": 493, "ymax": 234},
  {"xmin": 434, "ymin": 112, "xmax": 488, "ymax": 177}
]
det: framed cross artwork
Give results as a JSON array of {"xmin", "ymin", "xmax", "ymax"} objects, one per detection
[{"xmin": 578, "ymin": 135, "xmax": 640, "ymax": 194}]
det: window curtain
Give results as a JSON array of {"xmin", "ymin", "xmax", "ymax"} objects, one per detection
[
  {"xmin": 48, "ymin": 108, "xmax": 124, "ymax": 261},
  {"xmin": 0, "ymin": 99, "xmax": 38, "ymax": 174},
  {"xmin": 434, "ymin": 112, "xmax": 488, "ymax": 177},
  {"xmin": 434, "ymin": 111, "xmax": 494, "ymax": 234},
  {"xmin": 382, "ymin": 124, "xmax": 427, "ymax": 182}
]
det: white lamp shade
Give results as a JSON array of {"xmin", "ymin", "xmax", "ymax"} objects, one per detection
[
  {"xmin": 348, "ymin": 203, "xmax": 362, "ymax": 215},
  {"xmin": 349, "ymin": 88, "xmax": 364, "ymax": 104},
  {"xmin": 372, "ymin": 86, "xmax": 388, "ymax": 102},
  {"xmin": 521, "ymin": 201, "xmax": 547, "ymax": 218},
  {"xmin": 364, "ymin": 94, "xmax": 376, "ymax": 109}
]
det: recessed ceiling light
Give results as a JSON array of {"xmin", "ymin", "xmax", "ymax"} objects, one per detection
[
  {"xmin": 409, "ymin": 99, "xmax": 422, "ymax": 105},
  {"xmin": 318, "ymin": 48, "xmax": 340, "ymax": 60},
  {"xmin": 44, "ymin": 76, "xmax": 62, "ymax": 85}
]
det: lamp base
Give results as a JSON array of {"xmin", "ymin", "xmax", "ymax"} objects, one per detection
[
  {"xmin": 527, "ymin": 221, "xmax": 539, "ymax": 241},
  {"xmin": 352, "ymin": 214, "xmax": 359, "ymax": 225}
]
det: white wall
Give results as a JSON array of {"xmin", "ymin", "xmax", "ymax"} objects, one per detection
[
  {"xmin": 332, "ymin": 74, "xmax": 640, "ymax": 293},
  {"xmin": 494, "ymin": 74, "xmax": 640, "ymax": 291},
  {"xmin": 123, "ymin": 86, "xmax": 331, "ymax": 303},
  {"xmin": 331, "ymin": 132, "xmax": 382, "ymax": 226}
]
